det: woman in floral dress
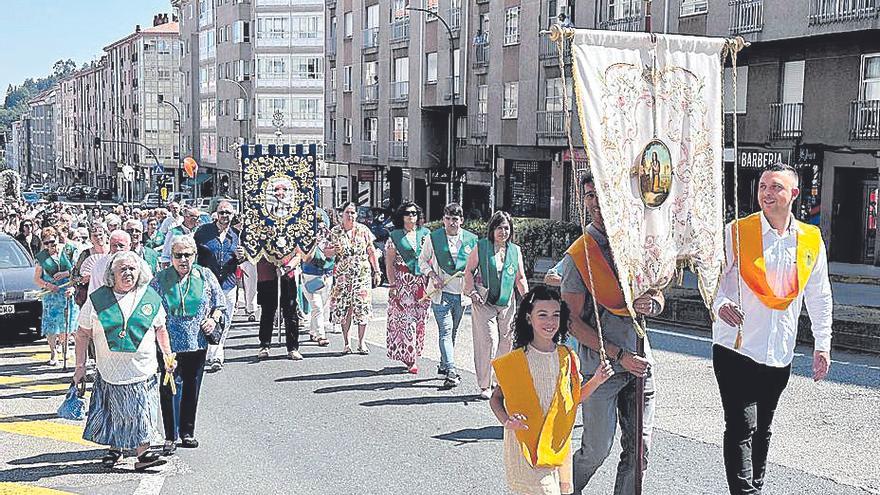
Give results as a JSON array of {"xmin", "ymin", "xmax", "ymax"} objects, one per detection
[
  {"xmin": 329, "ymin": 202, "xmax": 381, "ymax": 355},
  {"xmin": 384, "ymin": 202, "xmax": 431, "ymax": 373}
]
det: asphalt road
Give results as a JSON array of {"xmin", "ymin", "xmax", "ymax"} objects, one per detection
[{"xmin": 0, "ymin": 287, "xmax": 877, "ymax": 495}]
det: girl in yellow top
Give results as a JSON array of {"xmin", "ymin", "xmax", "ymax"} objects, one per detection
[{"xmin": 490, "ymin": 286, "xmax": 613, "ymax": 495}]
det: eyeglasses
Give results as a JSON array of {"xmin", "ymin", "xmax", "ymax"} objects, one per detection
[
  {"xmin": 443, "ymin": 216, "xmax": 462, "ymax": 222},
  {"xmin": 125, "ymin": 228, "xmax": 143, "ymax": 234},
  {"xmin": 218, "ymin": 211, "xmax": 233, "ymax": 215},
  {"xmin": 172, "ymin": 252, "xmax": 195, "ymax": 260},
  {"xmin": 403, "ymin": 210, "xmax": 419, "ymax": 216},
  {"xmin": 42, "ymin": 239, "xmax": 57, "ymax": 246},
  {"xmin": 110, "ymin": 243, "xmax": 128, "ymax": 249}
]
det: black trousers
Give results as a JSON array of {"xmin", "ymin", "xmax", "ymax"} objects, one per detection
[
  {"xmin": 713, "ymin": 344, "xmax": 792, "ymax": 495},
  {"xmin": 257, "ymin": 276, "xmax": 299, "ymax": 351},
  {"xmin": 160, "ymin": 348, "xmax": 207, "ymax": 441}
]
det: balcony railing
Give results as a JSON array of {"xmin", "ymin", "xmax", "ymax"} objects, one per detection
[
  {"xmin": 327, "ymin": 36, "xmax": 337, "ymax": 57},
  {"xmin": 769, "ymin": 102, "xmax": 803, "ymax": 140},
  {"xmin": 389, "ymin": 141, "xmax": 408, "ymax": 160},
  {"xmin": 850, "ymin": 100, "xmax": 880, "ymax": 140},
  {"xmin": 729, "ymin": 0, "xmax": 764, "ymax": 34},
  {"xmin": 809, "ymin": 0, "xmax": 877, "ymax": 25},
  {"xmin": 537, "ymin": 110, "xmax": 568, "ymax": 138},
  {"xmin": 325, "ymin": 139, "xmax": 336, "ymax": 158},
  {"xmin": 327, "ymin": 90, "xmax": 337, "ymax": 106},
  {"xmin": 391, "ymin": 81, "xmax": 409, "ymax": 101},
  {"xmin": 390, "ymin": 17, "xmax": 410, "ymax": 43},
  {"xmin": 539, "ymin": 36, "xmax": 571, "ymax": 63},
  {"xmin": 470, "ymin": 113, "xmax": 488, "ymax": 138},
  {"xmin": 445, "ymin": 76, "xmax": 460, "ymax": 101},
  {"xmin": 361, "ymin": 140, "xmax": 378, "ymax": 159},
  {"xmin": 362, "ymin": 28, "xmax": 379, "ymax": 50},
  {"xmin": 448, "ymin": 7, "xmax": 462, "ymax": 32},
  {"xmin": 599, "ymin": 14, "xmax": 644, "ymax": 31},
  {"xmin": 362, "ymin": 83, "xmax": 378, "ymax": 104},
  {"xmin": 474, "ymin": 42, "xmax": 489, "ymax": 66}
]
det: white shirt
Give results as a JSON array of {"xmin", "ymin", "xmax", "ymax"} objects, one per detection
[
  {"xmin": 78, "ymin": 286, "xmax": 167, "ymax": 385},
  {"xmin": 418, "ymin": 230, "xmax": 471, "ymax": 305},
  {"xmin": 712, "ymin": 212, "xmax": 833, "ymax": 367},
  {"xmin": 159, "ymin": 215, "xmax": 181, "ymax": 235},
  {"xmin": 85, "ymin": 253, "xmax": 111, "ymax": 295}
]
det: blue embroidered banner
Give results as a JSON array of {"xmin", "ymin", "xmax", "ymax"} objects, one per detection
[{"xmin": 240, "ymin": 144, "xmax": 317, "ymax": 263}]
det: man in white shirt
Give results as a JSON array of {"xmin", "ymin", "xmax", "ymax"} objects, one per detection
[
  {"xmin": 712, "ymin": 163, "xmax": 833, "ymax": 495},
  {"xmin": 417, "ymin": 203, "xmax": 478, "ymax": 388},
  {"xmin": 159, "ymin": 202, "xmax": 182, "ymax": 235},
  {"xmin": 84, "ymin": 230, "xmax": 132, "ymax": 295}
]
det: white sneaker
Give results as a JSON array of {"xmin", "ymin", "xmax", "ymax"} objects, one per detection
[
  {"xmin": 257, "ymin": 347, "xmax": 269, "ymax": 359},
  {"xmin": 288, "ymin": 350, "xmax": 303, "ymax": 361},
  {"xmin": 479, "ymin": 388, "xmax": 493, "ymax": 400}
]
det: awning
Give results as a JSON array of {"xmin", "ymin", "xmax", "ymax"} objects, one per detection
[{"xmin": 186, "ymin": 173, "xmax": 213, "ymax": 186}]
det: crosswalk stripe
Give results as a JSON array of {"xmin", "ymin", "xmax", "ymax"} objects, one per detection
[
  {"xmin": 0, "ymin": 417, "xmax": 95, "ymax": 447},
  {"xmin": 0, "ymin": 482, "xmax": 75, "ymax": 494}
]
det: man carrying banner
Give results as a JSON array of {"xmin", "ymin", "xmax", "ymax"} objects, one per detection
[
  {"xmin": 561, "ymin": 174, "xmax": 664, "ymax": 495},
  {"xmin": 712, "ymin": 163, "xmax": 832, "ymax": 495}
]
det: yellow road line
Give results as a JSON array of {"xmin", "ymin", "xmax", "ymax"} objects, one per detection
[
  {"xmin": 0, "ymin": 376, "xmax": 31, "ymax": 386},
  {"xmin": 0, "ymin": 483, "xmax": 75, "ymax": 495},
  {"xmin": 0, "ymin": 417, "xmax": 95, "ymax": 447},
  {"xmin": 25, "ymin": 384, "xmax": 71, "ymax": 393}
]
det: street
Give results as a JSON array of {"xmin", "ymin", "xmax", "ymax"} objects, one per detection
[{"xmin": 0, "ymin": 287, "xmax": 878, "ymax": 495}]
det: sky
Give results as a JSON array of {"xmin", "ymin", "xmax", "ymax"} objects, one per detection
[{"xmin": 0, "ymin": 0, "xmax": 173, "ymax": 94}]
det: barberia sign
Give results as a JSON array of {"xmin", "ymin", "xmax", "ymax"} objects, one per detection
[{"xmin": 738, "ymin": 149, "xmax": 792, "ymax": 169}]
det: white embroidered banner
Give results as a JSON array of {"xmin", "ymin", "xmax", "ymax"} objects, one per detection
[{"xmin": 569, "ymin": 30, "xmax": 726, "ymax": 313}]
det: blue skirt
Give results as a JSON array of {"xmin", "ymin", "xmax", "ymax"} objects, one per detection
[
  {"xmin": 83, "ymin": 373, "xmax": 161, "ymax": 450},
  {"xmin": 41, "ymin": 292, "xmax": 79, "ymax": 336}
]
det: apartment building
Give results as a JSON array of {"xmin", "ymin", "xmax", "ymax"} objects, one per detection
[
  {"xmin": 26, "ymin": 89, "xmax": 58, "ymax": 187},
  {"xmin": 67, "ymin": 59, "xmax": 113, "ymax": 190},
  {"xmin": 174, "ymin": 0, "xmax": 324, "ymax": 198},
  {"xmin": 8, "ymin": 119, "xmax": 30, "ymax": 179}
]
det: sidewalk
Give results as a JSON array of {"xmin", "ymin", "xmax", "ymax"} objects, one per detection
[{"xmin": 829, "ymin": 261, "xmax": 880, "ymax": 286}]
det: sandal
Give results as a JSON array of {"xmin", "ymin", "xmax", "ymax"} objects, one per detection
[
  {"xmin": 162, "ymin": 440, "xmax": 177, "ymax": 456},
  {"xmin": 357, "ymin": 345, "xmax": 370, "ymax": 355},
  {"xmin": 317, "ymin": 338, "xmax": 330, "ymax": 347},
  {"xmin": 102, "ymin": 449, "xmax": 123, "ymax": 468},
  {"xmin": 342, "ymin": 346, "xmax": 353, "ymax": 355},
  {"xmin": 134, "ymin": 450, "xmax": 167, "ymax": 471}
]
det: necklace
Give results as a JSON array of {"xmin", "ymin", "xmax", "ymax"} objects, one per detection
[{"xmin": 175, "ymin": 273, "xmax": 193, "ymax": 316}]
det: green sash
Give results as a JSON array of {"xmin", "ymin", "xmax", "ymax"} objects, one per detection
[
  {"xmin": 156, "ymin": 265, "xmax": 206, "ymax": 318},
  {"xmin": 141, "ymin": 247, "xmax": 160, "ymax": 274},
  {"xmin": 90, "ymin": 286, "xmax": 162, "ymax": 353},
  {"xmin": 431, "ymin": 228, "xmax": 478, "ymax": 276},
  {"xmin": 389, "ymin": 227, "xmax": 430, "ymax": 275},
  {"xmin": 477, "ymin": 238, "xmax": 519, "ymax": 307},
  {"xmin": 146, "ymin": 231, "xmax": 165, "ymax": 249},
  {"xmin": 35, "ymin": 249, "xmax": 73, "ymax": 279}
]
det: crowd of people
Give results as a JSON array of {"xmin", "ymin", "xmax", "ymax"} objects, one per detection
[{"xmin": 0, "ymin": 161, "xmax": 834, "ymax": 495}]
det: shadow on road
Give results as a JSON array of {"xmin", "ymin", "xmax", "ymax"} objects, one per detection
[
  {"xmin": 275, "ymin": 366, "xmax": 405, "ymax": 383},
  {"xmin": 313, "ymin": 377, "xmax": 438, "ymax": 394},
  {"xmin": 361, "ymin": 394, "xmax": 484, "ymax": 407},
  {"xmin": 0, "ymin": 460, "xmax": 135, "ymax": 482},
  {"xmin": 0, "ymin": 413, "xmax": 59, "ymax": 423},
  {"xmin": 431, "ymin": 426, "xmax": 503, "ymax": 446},
  {"xmin": 7, "ymin": 448, "xmax": 107, "ymax": 465}
]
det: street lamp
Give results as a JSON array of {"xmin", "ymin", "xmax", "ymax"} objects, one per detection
[
  {"xmin": 406, "ymin": 6, "xmax": 459, "ymax": 204},
  {"xmin": 157, "ymin": 94, "xmax": 183, "ymax": 197},
  {"xmin": 220, "ymin": 77, "xmax": 252, "ymax": 200}
]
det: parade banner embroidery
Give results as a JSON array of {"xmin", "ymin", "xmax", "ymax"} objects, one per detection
[
  {"xmin": 240, "ymin": 144, "xmax": 317, "ymax": 263},
  {"xmin": 570, "ymin": 30, "xmax": 727, "ymax": 313}
]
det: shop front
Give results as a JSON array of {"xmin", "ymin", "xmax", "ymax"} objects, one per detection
[{"xmin": 823, "ymin": 150, "xmax": 879, "ymax": 265}]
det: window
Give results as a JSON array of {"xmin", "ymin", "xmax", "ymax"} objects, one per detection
[
  {"xmin": 607, "ymin": 0, "xmax": 640, "ymax": 20},
  {"xmin": 257, "ymin": 16, "xmax": 289, "ymax": 39},
  {"xmin": 344, "ymin": 12, "xmax": 353, "ymax": 38},
  {"xmin": 425, "ymin": 52, "xmax": 438, "ymax": 84},
  {"xmin": 502, "ymin": 82, "xmax": 518, "ymax": 118},
  {"xmin": 292, "ymin": 56, "xmax": 324, "ymax": 79},
  {"xmin": 233, "ymin": 20, "xmax": 250, "ymax": 43},
  {"xmin": 235, "ymin": 60, "xmax": 251, "ymax": 81},
  {"xmin": 393, "ymin": 56, "xmax": 409, "ymax": 82},
  {"xmin": 292, "ymin": 15, "xmax": 321, "ymax": 39},
  {"xmin": 504, "ymin": 7, "xmax": 520, "ymax": 45},
  {"xmin": 343, "ymin": 118, "xmax": 352, "ymax": 143},
  {"xmin": 391, "ymin": 0, "xmax": 408, "ymax": 20},
  {"xmin": 292, "ymin": 98, "xmax": 321, "ymax": 124},
  {"xmin": 364, "ymin": 117, "xmax": 378, "ymax": 141},
  {"xmin": 723, "ymin": 66, "xmax": 748, "ymax": 114},
  {"xmin": 393, "ymin": 116, "xmax": 408, "ymax": 141},
  {"xmin": 363, "ymin": 61, "xmax": 378, "ymax": 85},
  {"xmin": 861, "ymin": 54, "xmax": 880, "ymax": 100},
  {"xmin": 257, "ymin": 97, "xmax": 287, "ymax": 125},
  {"xmin": 680, "ymin": 0, "xmax": 708, "ymax": 16},
  {"xmin": 426, "ymin": 0, "xmax": 439, "ymax": 13},
  {"xmin": 257, "ymin": 56, "xmax": 288, "ymax": 79},
  {"xmin": 545, "ymin": 78, "xmax": 564, "ymax": 111},
  {"xmin": 343, "ymin": 66, "xmax": 353, "ymax": 91},
  {"xmin": 782, "ymin": 60, "xmax": 805, "ymax": 104}
]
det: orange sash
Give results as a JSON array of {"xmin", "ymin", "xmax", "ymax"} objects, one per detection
[
  {"xmin": 566, "ymin": 234, "xmax": 630, "ymax": 317},
  {"xmin": 492, "ymin": 347, "xmax": 581, "ymax": 468},
  {"xmin": 731, "ymin": 212, "xmax": 822, "ymax": 311}
]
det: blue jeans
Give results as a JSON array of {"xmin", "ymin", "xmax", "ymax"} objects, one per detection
[
  {"xmin": 572, "ymin": 369, "xmax": 656, "ymax": 495},
  {"xmin": 432, "ymin": 292, "xmax": 465, "ymax": 373}
]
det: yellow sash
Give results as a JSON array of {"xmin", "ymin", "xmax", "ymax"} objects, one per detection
[
  {"xmin": 492, "ymin": 347, "xmax": 581, "ymax": 468},
  {"xmin": 731, "ymin": 212, "xmax": 821, "ymax": 311},
  {"xmin": 566, "ymin": 234, "xmax": 630, "ymax": 317}
]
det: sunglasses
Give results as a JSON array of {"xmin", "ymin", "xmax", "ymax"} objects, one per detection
[
  {"xmin": 172, "ymin": 252, "xmax": 195, "ymax": 260},
  {"xmin": 218, "ymin": 211, "xmax": 234, "ymax": 215},
  {"xmin": 125, "ymin": 228, "xmax": 143, "ymax": 234},
  {"xmin": 403, "ymin": 211, "xmax": 419, "ymax": 216},
  {"xmin": 110, "ymin": 243, "xmax": 128, "ymax": 249},
  {"xmin": 43, "ymin": 239, "xmax": 57, "ymax": 246}
]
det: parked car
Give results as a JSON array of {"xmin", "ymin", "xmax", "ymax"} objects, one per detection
[
  {"xmin": 140, "ymin": 193, "xmax": 162, "ymax": 209},
  {"xmin": 97, "ymin": 188, "xmax": 115, "ymax": 201},
  {"xmin": 83, "ymin": 186, "xmax": 99, "ymax": 200},
  {"xmin": 66, "ymin": 186, "xmax": 85, "ymax": 201},
  {"xmin": 0, "ymin": 234, "xmax": 43, "ymax": 341}
]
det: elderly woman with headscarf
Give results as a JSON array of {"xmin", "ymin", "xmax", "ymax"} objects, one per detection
[
  {"xmin": 150, "ymin": 234, "xmax": 227, "ymax": 453},
  {"xmin": 73, "ymin": 251, "xmax": 173, "ymax": 471}
]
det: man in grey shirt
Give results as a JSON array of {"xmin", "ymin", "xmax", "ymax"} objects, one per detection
[{"xmin": 561, "ymin": 174, "xmax": 664, "ymax": 495}]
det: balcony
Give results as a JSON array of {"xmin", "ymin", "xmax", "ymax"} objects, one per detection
[
  {"xmin": 362, "ymin": 83, "xmax": 379, "ymax": 105},
  {"xmin": 809, "ymin": 0, "xmax": 877, "ymax": 25},
  {"xmin": 448, "ymin": 7, "xmax": 462, "ymax": 33},
  {"xmin": 362, "ymin": 28, "xmax": 379, "ymax": 51},
  {"xmin": 390, "ymin": 81, "xmax": 409, "ymax": 102},
  {"xmin": 327, "ymin": 90, "xmax": 337, "ymax": 106},
  {"xmin": 361, "ymin": 140, "xmax": 378, "ymax": 160},
  {"xmin": 729, "ymin": 0, "xmax": 764, "ymax": 34},
  {"xmin": 469, "ymin": 113, "xmax": 488, "ymax": 140},
  {"xmin": 390, "ymin": 17, "xmax": 410, "ymax": 44},
  {"xmin": 327, "ymin": 36, "xmax": 337, "ymax": 58},
  {"xmin": 537, "ymin": 111, "xmax": 568, "ymax": 138},
  {"xmin": 850, "ymin": 100, "xmax": 880, "ymax": 140},
  {"xmin": 539, "ymin": 36, "xmax": 571, "ymax": 64},
  {"xmin": 599, "ymin": 15, "xmax": 644, "ymax": 31},
  {"xmin": 444, "ymin": 76, "xmax": 460, "ymax": 102},
  {"xmin": 768, "ymin": 103, "xmax": 803, "ymax": 140},
  {"xmin": 473, "ymin": 42, "xmax": 489, "ymax": 69},
  {"xmin": 325, "ymin": 139, "xmax": 336, "ymax": 159},
  {"xmin": 389, "ymin": 141, "xmax": 408, "ymax": 161}
]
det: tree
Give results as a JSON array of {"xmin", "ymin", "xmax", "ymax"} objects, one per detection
[{"xmin": 52, "ymin": 59, "xmax": 76, "ymax": 78}]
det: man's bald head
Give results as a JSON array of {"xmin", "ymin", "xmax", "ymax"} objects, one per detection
[{"xmin": 108, "ymin": 230, "xmax": 132, "ymax": 253}]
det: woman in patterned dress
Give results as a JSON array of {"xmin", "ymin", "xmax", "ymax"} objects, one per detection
[
  {"xmin": 384, "ymin": 202, "xmax": 431, "ymax": 373},
  {"xmin": 32, "ymin": 227, "xmax": 79, "ymax": 366},
  {"xmin": 329, "ymin": 202, "xmax": 381, "ymax": 355}
]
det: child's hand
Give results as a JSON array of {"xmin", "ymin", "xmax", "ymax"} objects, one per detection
[
  {"xmin": 593, "ymin": 360, "xmax": 614, "ymax": 385},
  {"xmin": 504, "ymin": 413, "xmax": 528, "ymax": 431}
]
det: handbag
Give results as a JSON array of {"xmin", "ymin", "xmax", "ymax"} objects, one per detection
[
  {"xmin": 57, "ymin": 381, "xmax": 87, "ymax": 421},
  {"xmin": 304, "ymin": 276, "xmax": 326, "ymax": 293},
  {"xmin": 204, "ymin": 312, "xmax": 225, "ymax": 346}
]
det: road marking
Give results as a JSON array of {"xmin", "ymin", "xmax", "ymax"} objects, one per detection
[
  {"xmin": 0, "ymin": 417, "xmax": 95, "ymax": 447},
  {"xmin": 133, "ymin": 472, "xmax": 167, "ymax": 495},
  {"xmin": 0, "ymin": 482, "xmax": 75, "ymax": 494},
  {"xmin": 0, "ymin": 376, "xmax": 31, "ymax": 386}
]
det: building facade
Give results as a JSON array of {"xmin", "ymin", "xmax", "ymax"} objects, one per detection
[
  {"xmin": 174, "ymin": 0, "xmax": 325, "ymax": 199},
  {"xmin": 26, "ymin": 89, "xmax": 58, "ymax": 187},
  {"xmin": 8, "ymin": 119, "xmax": 30, "ymax": 179}
]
